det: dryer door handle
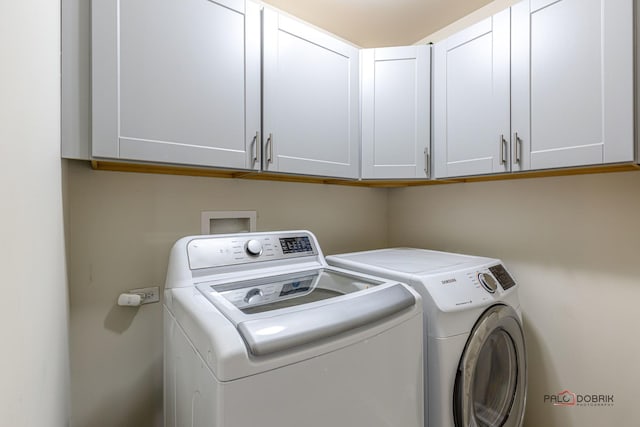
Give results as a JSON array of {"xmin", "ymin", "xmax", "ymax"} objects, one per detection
[{"xmin": 237, "ymin": 284, "xmax": 416, "ymax": 356}]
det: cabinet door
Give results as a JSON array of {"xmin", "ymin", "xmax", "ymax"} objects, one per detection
[
  {"xmin": 361, "ymin": 46, "xmax": 430, "ymax": 179},
  {"xmin": 92, "ymin": 0, "xmax": 261, "ymax": 170},
  {"xmin": 511, "ymin": 0, "xmax": 633, "ymax": 171},
  {"xmin": 262, "ymin": 9, "xmax": 360, "ymax": 179},
  {"xmin": 433, "ymin": 10, "xmax": 511, "ymax": 178}
]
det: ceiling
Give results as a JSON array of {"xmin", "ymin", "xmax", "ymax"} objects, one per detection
[{"xmin": 261, "ymin": 0, "xmax": 494, "ymax": 47}]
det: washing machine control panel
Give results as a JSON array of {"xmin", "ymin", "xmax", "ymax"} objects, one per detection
[{"xmin": 187, "ymin": 232, "xmax": 319, "ymax": 270}]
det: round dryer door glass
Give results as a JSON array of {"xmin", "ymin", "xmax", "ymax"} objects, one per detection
[
  {"xmin": 472, "ymin": 329, "xmax": 518, "ymax": 426},
  {"xmin": 454, "ymin": 304, "xmax": 527, "ymax": 427}
]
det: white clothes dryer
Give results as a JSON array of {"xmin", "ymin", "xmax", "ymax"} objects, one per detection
[
  {"xmin": 164, "ymin": 231, "xmax": 424, "ymax": 427},
  {"xmin": 327, "ymin": 248, "xmax": 527, "ymax": 427}
]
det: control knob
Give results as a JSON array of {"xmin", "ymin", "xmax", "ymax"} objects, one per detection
[
  {"xmin": 478, "ymin": 273, "xmax": 498, "ymax": 293},
  {"xmin": 245, "ymin": 239, "xmax": 263, "ymax": 256}
]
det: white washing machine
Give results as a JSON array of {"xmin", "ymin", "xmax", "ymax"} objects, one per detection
[
  {"xmin": 163, "ymin": 231, "xmax": 424, "ymax": 427},
  {"xmin": 327, "ymin": 248, "xmax": 527, "ymax": 427}
]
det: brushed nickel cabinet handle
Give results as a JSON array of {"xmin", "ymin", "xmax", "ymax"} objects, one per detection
[
  {"xmin": 424, "ymin": 147, "xmax": 430, "ymax": 177},
  {"xmin": 266, "ymin": 133, "xmax": 273, "ymax": 164},
  {"xmin": 251, "ymin": 131, "xmax": 259, "ymax": 168}
]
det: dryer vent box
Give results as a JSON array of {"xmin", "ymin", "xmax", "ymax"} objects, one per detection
[{"xmin": 201, "ymin": 211, "xmax": 257, "ymax": 235}]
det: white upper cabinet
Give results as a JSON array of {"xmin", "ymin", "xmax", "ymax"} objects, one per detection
[
  {"xmin": 361, "ymin": 46, "xmax": 430, "ymax": 179},
  {"xmin": 511, "ymin": 0, "xmax": 634, "ymax": 171},
  {"xmin": 433, "ymin": 10, "xmax": 511, "ymax": 178},
  {"xmin": 91, "ymin": 0, "xmax": 261, "ymax": 170},
  {"xmin": 262, "ymin": 8, "xmax": 360, "ymax": 179}
]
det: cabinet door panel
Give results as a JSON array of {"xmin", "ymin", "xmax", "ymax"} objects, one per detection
[
  {"xmin": 445, "ymin": 34, "xmax": 494, "ymax": 163},
  {"xmin": 361, "ymin": 46, "xmax": 430, "ymax": 179},
  {"xmin": 511, "ymin": 0, "xmax": 633, "ymax": 170},
  {"xmin": 263, "ymin": 9, "xmax": 359, "ymax": 178},
  {"xmin": 433, "ymin": 10, "xmax": 510, "ymax": 178},
  {"xmin": 92, "ymin": 0, "xmax": 260, "ymax": 169}
]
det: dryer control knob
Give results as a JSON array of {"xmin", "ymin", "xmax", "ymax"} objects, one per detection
[
  {"xmin": 479, "ymin": 273, "xmax": 498, "ymax": 293},
  {"xmin": 245, "ymin": 239, "xmax": 263, "ymax": 256}
]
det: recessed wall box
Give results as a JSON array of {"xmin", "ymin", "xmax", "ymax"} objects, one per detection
[{"xmin": 201, "ymin": 211, "xmax": 257, "ymax": 235}]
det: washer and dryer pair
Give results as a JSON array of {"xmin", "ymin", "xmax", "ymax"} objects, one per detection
[
  {"xmin": 164, "ymin": 230, "xmax": 527, "ymax": 427},
  {"xmin": 327, "ymin": 248, "xmax": 527, "ymax": 427}
]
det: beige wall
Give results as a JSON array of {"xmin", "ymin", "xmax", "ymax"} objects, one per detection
[
  {"xmin": 389, "ymin": 171, "xmax": 640, "ymax": 426},
  {"xmin": 66, "ymin": 163, "xmax": 640, "ymax": 427},
  {"xmin": 65, "ymin": 160, "xmax": 389, "ymax": 427},
  {"xmin": 0, "ymin": 2, "xmax": 70, "ymax": 426}
]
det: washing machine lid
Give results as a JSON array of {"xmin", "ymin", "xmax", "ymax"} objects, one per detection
[
  {"xmin": 454, "ymin": 304, "xmax": 527, "ymax": 427},
  {"xmin": 197, "ymin": 268, "xmax": 417, "ymax": 356},
  {"xmin": 327, "ymin": 248, "xmax": 495, "ymax": 277}
]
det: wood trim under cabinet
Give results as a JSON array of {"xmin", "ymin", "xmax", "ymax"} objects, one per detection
[{"xmin": 90, "ymin": 160, "xmax": 640, "ymax": 188}]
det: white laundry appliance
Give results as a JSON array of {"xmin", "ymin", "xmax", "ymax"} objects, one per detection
[
  {"xmin": 326, "ymin": 248, "xmax": 527, "ymax": 427},
  {"xmin": 163, "ymin": 231, "xmax": 424, "ymax": 427}
]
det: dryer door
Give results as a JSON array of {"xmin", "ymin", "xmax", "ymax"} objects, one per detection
[{"xmin": 454, "ymin": 304, "xmax": 526, "ymax": 427}]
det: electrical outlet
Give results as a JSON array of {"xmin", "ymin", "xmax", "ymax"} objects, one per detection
[{"xmin": 129, "ymin": 286, "xmax": 160, "ymax": 305}]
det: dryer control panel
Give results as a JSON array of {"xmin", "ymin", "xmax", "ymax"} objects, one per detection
[
  {"xmin": 187, "ymin": 231, "xmax": 319, "ymax": 270},
  {"xmin": 427, "ymin": 263, "xmax": 517, "ymax": 312},
  {"xmin": 488, "ymin": 264, "xmax": 516, "ymax": 290}
]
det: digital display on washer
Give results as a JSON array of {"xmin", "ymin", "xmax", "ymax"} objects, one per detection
[
  {"xmin": 279, "ymin": 236, "xmax": 313, "ymax": 254},
  {"xmin": 489, "ymin": 264, "xmax": 516, "ymax": 290}
]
